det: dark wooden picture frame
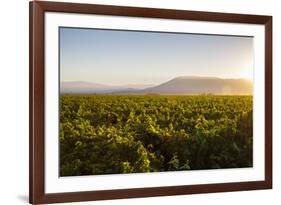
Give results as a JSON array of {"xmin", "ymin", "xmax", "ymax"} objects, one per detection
[{"xmin": 29, "ymin": 1, "xmax": 272, "ymax": 204}]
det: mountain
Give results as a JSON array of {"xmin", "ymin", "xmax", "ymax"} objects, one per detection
[
  {"xmin": 61, "ymin": 76, "xmax": 253, "ymax": 95},
  {"xmin": 143, "ymin": 76, "xmax": 252, "ymax": 95},
  {"xmin": 61, "ymin": 81, "xmax": 110, "ymax": 93},
  {"xmin": 61, "ymin": 81, "xmax": 154, "ymax": 93}
]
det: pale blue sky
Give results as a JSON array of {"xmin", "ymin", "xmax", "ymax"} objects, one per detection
[{"xmin": 60, "ymin": 27, "xmax": 253, "ymax": 85}]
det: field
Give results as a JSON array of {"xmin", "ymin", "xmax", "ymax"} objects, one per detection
[{"xmin": 59, "ymin": 95, "xmax": 253, "ymax": 176}]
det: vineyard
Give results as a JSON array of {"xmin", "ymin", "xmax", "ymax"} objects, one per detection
[{"xmin": 59, "ymin": 95, "xmax": 253, "ymax": 176}]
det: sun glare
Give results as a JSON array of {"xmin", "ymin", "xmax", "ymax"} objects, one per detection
[{"xmin": 239, "ymin": 69, "xmax": 253, "ymax": 81}]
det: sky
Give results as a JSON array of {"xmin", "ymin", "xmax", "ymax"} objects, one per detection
[{"xmin": 60, "ymin": 27, "xmax": 254, "ymax": 86}]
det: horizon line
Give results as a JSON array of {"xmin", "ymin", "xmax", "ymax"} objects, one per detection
[{"xmin": 61, "ymin": 75, "xmax": 253, "ymax": 86}]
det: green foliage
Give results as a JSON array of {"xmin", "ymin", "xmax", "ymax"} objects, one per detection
[{"xmin": 60, "ymin": 95, "xmax": 253, "ymax": 176}]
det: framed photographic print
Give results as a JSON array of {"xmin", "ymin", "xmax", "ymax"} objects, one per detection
[{"xmin": 29, "ymin": 1, "xmax": 272, "ymax": 204}]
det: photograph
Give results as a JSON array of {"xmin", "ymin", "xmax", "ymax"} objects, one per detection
[
  {"xmin": 59, "ymin": 27, "xmax": 254, "ymax": 177},
  {"xmin": 29, "ymin": 2, "xmax": 272, "ymax": 203}
]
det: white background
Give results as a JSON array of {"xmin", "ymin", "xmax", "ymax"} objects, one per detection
[{"xmin": 0, "ymin": 0, "xmax": 280, "ymax": 204}]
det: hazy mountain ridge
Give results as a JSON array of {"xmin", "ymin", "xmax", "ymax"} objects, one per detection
[
  {"xmin": 61, "ymin": 76, "xmax": 253, "ymax": 95},
  {"xmin": 143, "ymin": 76, "xmax": 252, "ymax": 95},
  {"xmin": 61, "ymin": 81, "xmax": 154, "ymax": 94}
]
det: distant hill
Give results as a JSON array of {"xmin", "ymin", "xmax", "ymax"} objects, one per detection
[
  {"xmin": 61, "ymin": 81, "xmax": 110, "ymax": 93},
  {"xmin": 61, "ymin": 81, "xmax": 153, "ymax": 94},
  {"xmin": 61, "ymin": 76, "xmax": 253, "ymax": 95},
  {"xmin": 143, "ymin": 76, "xmax": 252, "ymax": 95}
]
